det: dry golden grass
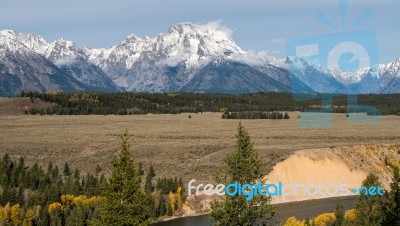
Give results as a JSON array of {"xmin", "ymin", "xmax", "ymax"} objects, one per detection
[{"xmin": 0, "ymin": 112, "xmax": 399, "ymax": 183}]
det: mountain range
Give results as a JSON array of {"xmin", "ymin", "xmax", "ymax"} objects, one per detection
[{"xmin": 0, "ymin": 22, "xmax": 399, "ymax": 96}]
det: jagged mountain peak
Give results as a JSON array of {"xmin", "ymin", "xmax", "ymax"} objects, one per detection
[
  {"xmin": 151, "ymin": 22, "xmax": 243, "ymax": 67},
  {"xmin": 53, "ymin": 38, "xmax": 74, "ymax": 46},
  {"xmin": 125, "ymin": 34, "xmax": 140, "ymax": 41},
  {"xmin": 381, "ymin": 58, "xmax": 400, "ymax": 77},
  {"xmin": 0, "ymin": 31, "xmax": 37, "ymax": 57},
  {"xmin": 0, "ymin": 29, "xmax": 49, "ymax": 55},
  {"xmin": 0, "ymin": 30, "xmax": 19, "ymax": 39},
  {"xmin": 83, "ymin": 22, "xmax": 245, "ymax": 82},
  {"xmin": 168, "ymin": 22, "xmax": 197, "ymax": 33},
  {"xmin": 44, "ymin": 38, "xmax": 87, "ymax": 66},
  {"xmin": 1, "ymin": 25, "xmax": 400, "ymax": 96}
]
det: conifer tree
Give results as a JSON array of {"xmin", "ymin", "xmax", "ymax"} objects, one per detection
[
  {"xmin": 354, "ymin": 173, "xmax": 384, "ymax": 225},
  {"xmin": 63, "ymin": 163, "xmax": 70, "ymax": 177},
  {"xmin": 95, "ymin": 164, "xmax": 102, "ymax": 177},
  {"xmin": 284, "ymin": 112, "xmax": 290, "ymax": 119},
  {"xmin": 333, "ymin": 202, "xmax": 345, "ymax": 226},
  {"xmin": 210, "ymin": 123, "xmax": 274, "ymax": 226},
  {"xmin": 145, "ymin": 166, "xmax": 155, "ymax": 194},
  {"xmin": 91, "ymin": 130, "xmax": 153, "ymax": 226},
  {"xmin": 381, "ymin": 165, "xmax": 400, "ymax": 226},
  {"xmin": 158, "ymin": 196, "xmax": 166, "ymax": 216}
]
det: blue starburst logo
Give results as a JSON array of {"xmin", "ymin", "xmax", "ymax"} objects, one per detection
[{"xmin": 287, "ymin": 0, "xmax": 381, "ymax": 128}]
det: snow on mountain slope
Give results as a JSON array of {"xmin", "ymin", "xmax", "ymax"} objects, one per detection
[
  {"xmin": 330, "ymin": 67, "xmax": 370, "ymax": 84},
  {"xmin": 380, "ymin": 58, "xmax": 400, "ymax": 78},
  {"xmin": 0, "ymin": 30, "xmax": 117, "ymax": 94},
  {"xmin": 45, "ymin": 39, "xmax": 84, "ymax": 65},
  {"xmin": 0, "ymin": 30, "xmax": 49, "ymax": 55},
  {"xmin": 84, "ymin": 22, "xmax": 245, "ymax": 86},
  {"xmin": 0, "ymin": 33, "xmax": 88, "ymax": 95},
  {"xmin": 1, "ymin": 22, "xmax": 400, "ymax": 95},
  {"xmin": 334, "ymin": 59, "xmax": 400, "ymax": 93},
  {"xmin": 328, "ymin": 58, "xmax": 399, "ymax": 82},
  {"xmin": 284, "ymin": 57, "xmax": 348, "ymax": 93},
  {"xmin": 44, "ymin": 39, "xmax": 118, "ymax": 91}
]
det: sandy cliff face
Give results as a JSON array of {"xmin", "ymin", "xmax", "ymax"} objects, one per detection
[
  {"xmin": 266, "ymin": 144, "xmax": 400, "ymax": 203},
  {"xmin": 265, "ymin": 144, "xmax": 399, "ymax": 203},
  {"xmin": 183, "ymin": 144, "xmax": 400, "ymax": 214}
]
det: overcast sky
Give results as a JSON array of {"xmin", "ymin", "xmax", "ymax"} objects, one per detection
[{"xmin": 0, "ymin": 0, "xmax": 398, "ymax": 63}]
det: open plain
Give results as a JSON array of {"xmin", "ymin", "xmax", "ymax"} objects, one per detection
[{"xmin": 0, "ymin": 109, "xmax": 399, "ymax": 183}]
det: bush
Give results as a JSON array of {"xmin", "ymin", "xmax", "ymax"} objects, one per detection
[{"xmin": 284, "ymin": 112, "xmax": 290, "ymax": 119}]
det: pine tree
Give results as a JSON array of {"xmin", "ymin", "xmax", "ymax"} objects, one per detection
[
  {"xmin": 284, "ymin": 112, "xmax": 290, "ymax": 119},
  {"xmin": 91, "ymin": 130, "xmax": 153, "ymax": 226},
  {"xmin": 63, "ymin": 163, "xmax": 70, "ymax": 177},
  {"xmin": 333, "ymin": 202, "xmax": 345, "ymax": 226},
  {"xmin": 210, "ymin": 123, "xmax": 274, "ymax": 226},
  {"xmin": 95, "ymin": 164, "xmax": 102, "ymax": 177},
  {"xmin": 354, "ymin": 173, "xmax": 384, "ymax": 225},
  {"xmin": 158, "ymin": 196, "xmax": 166, "ymax": 216},
  {"xmin": 145, "ymin": 166, "xmax": 155, "ymax": 194},
  {"xmin": 304, "ymin": 216, "xmax": 311, "ymax": 226},
  {"xmin": 381, "ymin": 165, "xmax": 400, "ymax": 226}
]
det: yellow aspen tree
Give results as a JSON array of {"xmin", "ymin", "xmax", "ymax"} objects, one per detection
[
  {"xmin": 48, "ymin": 202, "xmax": 63, "ymax": 214},
  {"xmin": 10, "ymin": 204, "xmax": 21, "ymax": 226},
  {"xmin": 0, "ymin": 206, "xmax": 5, "ymax": 221},
  {"xmin": 314, "ymin": 213, "xmax": 335, "ymax": 226},
  {"xmin": 22, "ymin": 208, "xmax": 35, "ymax": 226},
  {"xmin": 72, "ymin": 195, "xmax": 86, "ymax": 206},
  {"xmin": 0, "ymin": 204, "xmax": 11, "ymax": 222},
  {"xmin": 61, "ymin": 194, "xmax": 75, "ymax": 204},
  {"xmin": 168, "ymin": 191, "xmax": 175, "ymax": 214},
  {"xmin": 176, "ymin": 186, "xmax": 183, "ymax": 210},
  {"xmin": 83, "ymin": 196, "xmax": 100, "ymax": 207},
  {"xmin": 283, "ymin": 217, "xmax": 305, "ymax": 226},
  {"xmin": 345, "ymin": 209, "xmax": 357, "ymax": 223}
]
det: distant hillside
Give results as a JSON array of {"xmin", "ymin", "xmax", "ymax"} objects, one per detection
[
  {"xmin": 0, "ymin": 97, "xmax": 55, "ymax": 115},
  {"xmin": 16, "ymin": 91, "xmax": 400, "ymax": 116}
]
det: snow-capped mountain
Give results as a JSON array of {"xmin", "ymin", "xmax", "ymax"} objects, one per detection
[
  {"xmin": 0, "ymin": 22, "xmax": 400, "ymax": 96},
  {"xmin": 84, "ymin": 22, "xmax": 246, "ymax": 92},
  {"xmin": 283, "ymin": 57, "xmax": 348, "ymax": 93},
  {"xmin": 0, "ymin": 30, "xmax": 87, "ymax": 96},
  {"xmin": 0, "ymin": 30, "xmax": 118, "ymax": 95},
  {"xmin": 44, "ymin": 38, "xmax": 118, "ymax": 91},
  {"xmin": 376, "ymin": 58, "xmax": 400, "ymax": 93},
  {"xmin": 332, "ymin": 58, "xmax": 400, "ymax": 94}
]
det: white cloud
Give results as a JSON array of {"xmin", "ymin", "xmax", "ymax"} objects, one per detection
[
  {"xmin": 200, "ymin": 20, "xmax": 233, "ymax": 39},
  {"xmin": 230, "ymin": 50, "xmax": 269, "ymax": 66},
  {"xmin": 54, "ymin": 56, "xmax": 77, "ymax": 66}
]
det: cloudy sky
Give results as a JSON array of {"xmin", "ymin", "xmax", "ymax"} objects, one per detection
[{"xmin": 0, "ymin": 0, "xmax": 398, "ymax": 63}]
